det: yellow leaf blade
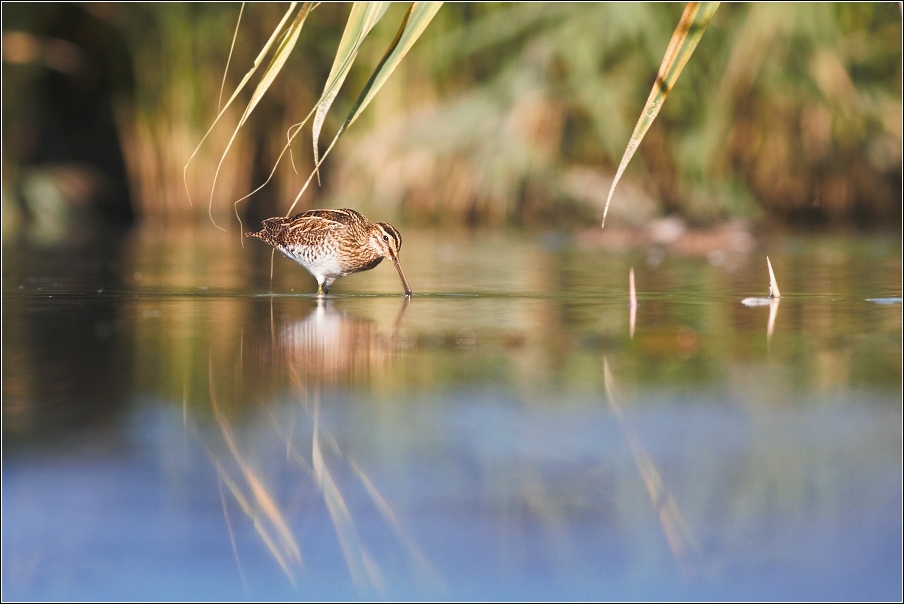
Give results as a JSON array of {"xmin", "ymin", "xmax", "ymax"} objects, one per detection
[
  {"xmin": 285, "ymin": 2, "xmax": 443, "ymax": 217},
  {"xmin": 240, "ymin": 4, "xmax": 313, "ymax": 126},
  {"xmin": 184, "ymin": 3, "xmax": 298, "ymax": 206},
  {"xmin": 346, "ymin": 2, "xmax": 443, "ymax": 129},
  {"xmin": 312, "ymin": 2, "xmax": 391, "ymax": 182},
  {"xmin": 208, "ymin": 3, "xmax": 314, "ymax": 229},
  {"xmin": 602, "ymin": 2, "xmax": 720, "ymax": 228}
]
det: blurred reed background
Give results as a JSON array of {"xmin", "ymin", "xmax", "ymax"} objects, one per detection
[{"xmin": 2, "ymin": 2, "xmax": 901, "ymax": 233}]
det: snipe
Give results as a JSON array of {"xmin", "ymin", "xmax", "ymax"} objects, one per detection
[{"xmin": 246, "ymin": 208, "xmax": 412, "ymax": 296}]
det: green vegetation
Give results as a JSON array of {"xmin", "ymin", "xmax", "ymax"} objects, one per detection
[
  {"xmin": 2, "ymin": 3, "xmax": 900, "ymax": 230},
  {"xmin": 330, "ymin": 3, "xmax": 901, "ymax": 226}
]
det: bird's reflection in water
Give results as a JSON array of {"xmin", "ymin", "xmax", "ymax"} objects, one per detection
[
  {"xmin": 278, "ymin": 296, "xmax": 410, "ymax": 386},
  {"xmin": 194, "ymin": 297, "xmax": 440, "ymax": 596}
]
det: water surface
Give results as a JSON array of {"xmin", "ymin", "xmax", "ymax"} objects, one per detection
[{"xmin": 3, "ymin": 227, "xmax": 901, "ymax": 600}]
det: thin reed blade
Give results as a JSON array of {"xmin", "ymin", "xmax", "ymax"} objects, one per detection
[
  {"xmin": 184, "ymin": 2, "xmax": 299, "ymax": 205},
  {"xmin": 312, "ymin": 3, "xmax": 391, "ymax": 183},
  {"xmin": 767, "ymin": 256, "xmax": 781, "ymax": 298},
  {"xmin": 207, "ymin": 3, "xmax": 314, "ymax": 228},
  {"xmin": 285, "ymin": 3, "xmax": 443, "ymax": 217},
  {"xmin": 602, "ymin": 2, "xmax": 720, "ymax": 227},
  {"xmin": 345, "ymin": 2, "xmax": 443, "ymax": 129}
]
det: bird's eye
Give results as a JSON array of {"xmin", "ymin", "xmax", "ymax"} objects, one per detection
[{"xmin": 383, "ymin": 235, "xmax": 389, "ymax": 242}]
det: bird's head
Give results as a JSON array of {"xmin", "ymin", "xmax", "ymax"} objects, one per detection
[{"xmin": 369, "ymin": 222, "xmax": 411, "ymax": 296}]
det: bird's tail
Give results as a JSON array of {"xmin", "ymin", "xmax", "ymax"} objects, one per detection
[{"xmin": 245, "ymin": 218, "xmax": 283, "ymax": 242}]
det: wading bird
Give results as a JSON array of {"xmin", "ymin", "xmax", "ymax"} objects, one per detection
[{"xmin": 246, "ymin": 208, "xmax": 412, "ymax": 296}]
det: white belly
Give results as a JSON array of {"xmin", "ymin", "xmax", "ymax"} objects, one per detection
[{"xmin": 283, "ymin": 247, "xmax": 346, "ymax": 282}]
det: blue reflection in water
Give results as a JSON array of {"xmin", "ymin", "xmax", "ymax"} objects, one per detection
[{"xmin": 3, "ymin": 386, "xmax": 900, "ymax": 601}]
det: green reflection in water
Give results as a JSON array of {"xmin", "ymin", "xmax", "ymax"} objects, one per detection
[{"xmin": 3, "ymin": 227, "xmax": 901, "ymax": 428}]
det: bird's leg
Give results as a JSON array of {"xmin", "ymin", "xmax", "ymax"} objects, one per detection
[{"xmin": 317, "ymin": 282, "xmax": 326, "ymax": 295}]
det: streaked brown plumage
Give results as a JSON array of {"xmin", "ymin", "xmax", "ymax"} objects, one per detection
[{"xmin": 246, "ymin": 208, "xmax": 411, "ymax": 296}]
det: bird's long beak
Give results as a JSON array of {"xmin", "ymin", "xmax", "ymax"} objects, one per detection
[{"xmin": 388, "ymin": 250, "xmax": 412, "ymax": 296}]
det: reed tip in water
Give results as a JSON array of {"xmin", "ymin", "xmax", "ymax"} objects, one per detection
[{"xmin": 767, "ymin": 256, "xmax": 781, "ymax": 299}]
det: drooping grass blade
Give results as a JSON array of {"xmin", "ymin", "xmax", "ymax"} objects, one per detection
[
  {"xmin": 602, "ymin": 2, "xmax": 720, "ymax": 227},
  {"xmin": 344, "ymin": 2, "xmax": 444, "ymax": 129},
  {"xmin": 207, "ymin": 3, "xmax": 314, "ymax": 229},
  {"xmin": 312, "ymin": 2, "xmax": 391, "ymax": 184},
  {"xmin": 234, "ymin": 3, "xmax": 390, "ymax": 223},
  {"xmin": 286, "ymin": 2, "xmax": 443, "ymax": 215},
  {"xmin": 184, "ymin": 3, "xmax": 298, "ymax": 207}
]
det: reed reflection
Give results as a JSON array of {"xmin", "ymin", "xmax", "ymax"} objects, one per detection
[
  {"xmin": 192, "ymin": 297, "xmax": 439, "ymax": 595},
  {"xmin": 629, "ymin": 267, "xmax": 637, "ymax": 339},
  {"xmin": 740, "ymin": 257, "xmax": 784, "ymax": 346},
  {"xmin": 205, "ymin": 358, "xmax": 302, "ymax": 587},
  {"xmin": 767, "ymin": 297, "xmax": 780, "ymax": 345},
  {"xmin": 602, "ymin": 356, "xmax": 697, "ymax": 576}
]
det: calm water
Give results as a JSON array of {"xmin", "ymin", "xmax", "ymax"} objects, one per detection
[{"xmin": 2, "ymin": 226, "xmax": 902, "ymax": 600}]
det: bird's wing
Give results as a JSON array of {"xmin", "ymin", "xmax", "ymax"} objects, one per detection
[
  {"xmin": 257, "ymin": 209, "xmax": 365, "ymax": 242},
  {"xmin": 298, "ymin": 208, "xmax": 364, "ymax": 227},
  {"xmin": 275, "ymin": 212, "xmax": 346, "ymax": 236}
]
